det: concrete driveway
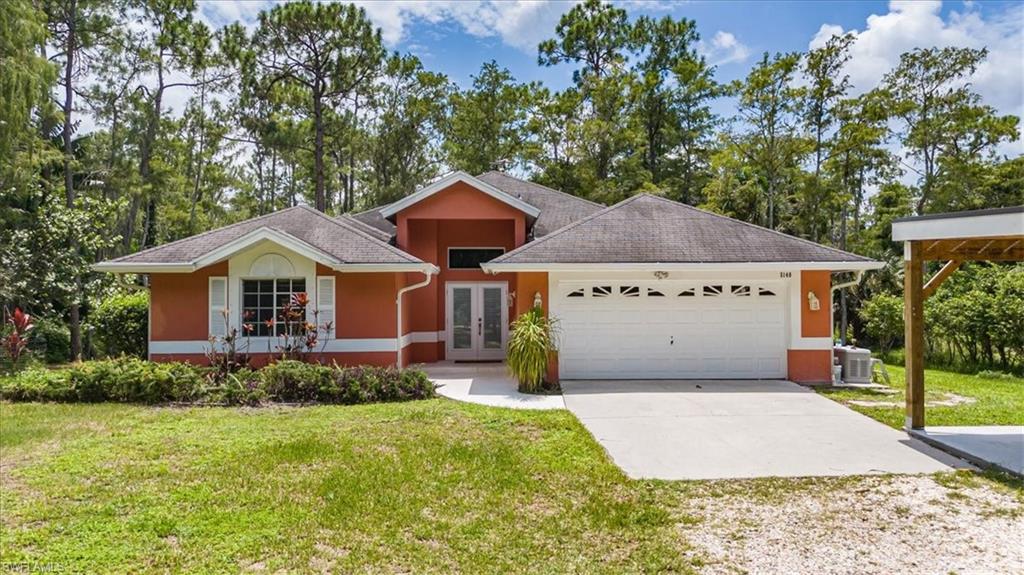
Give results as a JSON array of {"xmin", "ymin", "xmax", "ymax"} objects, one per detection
[{"xmin": 562, "ymin": 379, "xmax": 965, "ymax": 480}]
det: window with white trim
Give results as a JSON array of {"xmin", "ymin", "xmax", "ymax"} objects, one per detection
[{"xmin": 242, "ymin": 278, "xmax": 306, "ymax": 336}]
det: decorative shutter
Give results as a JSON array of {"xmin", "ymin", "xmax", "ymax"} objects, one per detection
[
  {"xmin": 316, "ymin": 276, "xmax": 335, "ymax": 338},
  {"xmin": 209, "ymin": 277, "xmax": 228, "ymax": 337}
]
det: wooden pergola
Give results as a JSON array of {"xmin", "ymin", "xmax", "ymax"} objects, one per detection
[{"xmin": 892, "ymin": 206, "xmax": 1024, "ymax": 430}]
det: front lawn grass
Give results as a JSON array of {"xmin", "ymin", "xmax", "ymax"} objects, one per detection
[
  {"xmin": 818, "ymin": 363, "xmax": 1024, "ymax": 429},
  {"xmin": 1, "ymin": 400, "xmax": 700, "ymax": 574}
]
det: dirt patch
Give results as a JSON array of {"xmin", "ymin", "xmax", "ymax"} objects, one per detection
[
  {"xmin": 679, "ymin": 474, "xmax": 1023, "ymax": 574},
  {"xmin": 849, "ymin": 393, "xmax": 978, "ymax": 408}
]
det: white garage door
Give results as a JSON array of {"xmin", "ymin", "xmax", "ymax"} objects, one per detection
[{"xmin": 556, "ymin": 280, "xmax": 788, "ymax": 379}]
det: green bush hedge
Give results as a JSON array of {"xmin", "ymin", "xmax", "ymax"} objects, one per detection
[
  {"xmin": 0, "ymin": 357, "xmax": 435, "ymax": 406},
  {"xmin": 27, "ymin": 317, "xmax": 71, "ymax": 364},
  {"xmin": 89, "ymin": 291, "xmax": 149, "ymax": 359}
]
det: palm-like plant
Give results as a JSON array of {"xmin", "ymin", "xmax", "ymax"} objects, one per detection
[{"xmin": 507, "ymin": 307, "xmax": 559, "ymax": 393}]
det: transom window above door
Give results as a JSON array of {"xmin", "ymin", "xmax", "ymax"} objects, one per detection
[
  {"xmin": 448, "ymin": 248, "xmax": 505, "ymax": 270},
  {"xmin": 242, "ymin": 278, "xmax": 306, "ymax": 336}
]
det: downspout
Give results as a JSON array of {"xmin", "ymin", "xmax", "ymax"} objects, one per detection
[
  {"xmin": 831, "ymin": 270, "xmax": 864, "ymax": 382},
  {"xmin": 395, "ymin": 268, "xmax": 436, "ymax": 367}
]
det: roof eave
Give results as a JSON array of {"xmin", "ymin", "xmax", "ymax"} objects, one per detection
[
  {"xmin": 329, "ymin": 263, "xmax": 440, "ymax": 274},
  {"xmin": 482, "ymin": 261, "xmax": 885, "ymax": 273},
  {"xmin": 92, "ymin": 262, "xmax": 197, "ymax": 274}
]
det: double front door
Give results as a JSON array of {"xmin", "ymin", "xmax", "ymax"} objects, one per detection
[{"xmin": 446, "ymin": 282, "xmax": 508, "ymax": 361}]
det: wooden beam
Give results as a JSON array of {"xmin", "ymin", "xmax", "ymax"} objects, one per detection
[
  {"xmin": 923, "ymin": 260, "xmax": 961, "ymax": 299},
  {"xmin": 904, "ymin": 241, "xmax": 925, "ymax": 430}
]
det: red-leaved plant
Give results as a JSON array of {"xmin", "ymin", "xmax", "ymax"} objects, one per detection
[
  {"xmin": 273, "ymin": 293, "xmax": 333, "ymax": 361},
  {"xmin": 3, "ymin": 307, "xmax": 34, "ymax": 373}
]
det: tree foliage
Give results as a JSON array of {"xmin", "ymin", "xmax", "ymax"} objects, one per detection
[{"xmin": 0, "ymin": 0, "xmax": 1020, "ymax": 365}]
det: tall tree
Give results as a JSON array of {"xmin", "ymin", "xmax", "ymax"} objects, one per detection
[
  {"xmin": 801, "ymin": 33, "xmax": 854, "ymax": 241},
  {"xmin": 731, "ymin": 52, "xmax": 806, "ymax": 229},
  {"xmin": 252, "ymin": 0, "xmax": 383, "ymax": 211},
  {"xmin": 669, "ymin": 56, "xmax": 721, "ymax": 204},
  {"xmin": 630, "ymin": 15, "xmax": 700, "ymax": 184},
  {"xmin": 45, "ymin": 0, "xmax": 114, "ymax": 359},
  {"xmin": 538, "ymin": 0, "xmax": 634, "ymax": 185},
  {"xmin": 365, "ymin": 54, "xmax": 450, "ymax": 206},
  {"xmin": 882, "ymin": 46, "xmax": 1018, "ymax": 214},
  {"xmin": 446, "ymin": 61, "xmax": 535, "ymax": 174}
]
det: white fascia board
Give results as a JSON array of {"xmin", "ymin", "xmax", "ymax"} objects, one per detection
[
  {"xmin": 330, "ymin": 263, "xmax": 439, "ymax": 274},
  {"xmin": 379, "ymin": 171, "xmax": 541, "ymax": 219},
  {"xmin": 193, "ymin": 227, "xmax": 342, "ymax": 268},
  {"xmin": 482, "ymin": 261, "xmax": 885, "ymax": 273},
  {"xmin": 92, "ymin": 262, "xmax": 196, "ymax": 273},
  {"xmin": 892, "ymin": 211, "xmax": 1024, "ymax": 241}
]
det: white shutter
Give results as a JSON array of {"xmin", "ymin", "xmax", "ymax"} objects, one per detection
[
  {"xmin": 209, "ymin": 277, "xmax": 228, "ymax": 337},
  {"xmin": 316, "ymin": 276, "xmax": 335, "ymax": 338}
]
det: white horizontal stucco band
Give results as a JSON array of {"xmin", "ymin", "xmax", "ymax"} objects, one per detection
[{"xmin": 151, "ymin": 332, "xmax": 446, "ymax": 356}]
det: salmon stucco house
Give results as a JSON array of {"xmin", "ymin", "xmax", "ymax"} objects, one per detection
[{"xmin": 95, "ymin": 171, "xmax": 882, "ymax": 383}]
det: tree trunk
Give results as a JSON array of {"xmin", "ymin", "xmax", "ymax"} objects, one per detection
[
  {"xmin": 140, "ymin": 54, "xmax": 165, "ymax": 248},
  {"xmin": 313, "ymin": 88, "xmax": 325, "ymax": 211},
  {"xmin": 63, "ymin": 0, "xmax": 82, "ymax": 361},
  {"xmin": 188, "ymin": 73, "xmax": 208, "ymax": 233}
]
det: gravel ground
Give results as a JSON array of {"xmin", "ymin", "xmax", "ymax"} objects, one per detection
[{"xmin": 679, "ymin": 474, "xmax": 1024, "ymax": 575}]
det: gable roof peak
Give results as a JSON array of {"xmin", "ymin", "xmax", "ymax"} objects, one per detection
[{"xmin": 379, "ymin": 170, "xmax": 541, "ymax": 220}]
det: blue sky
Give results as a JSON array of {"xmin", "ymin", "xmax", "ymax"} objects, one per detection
[{"xmin": 193, "ymin": 1, "xmax": 1022, "ymax": 153}]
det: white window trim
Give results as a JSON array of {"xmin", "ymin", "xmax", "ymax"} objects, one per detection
[
  {"xmin": 238, "ymin": 277, "xmax": 309, "ymax": 337},
  {"xmin": 316, "ymin": 275, "xmax": 335, "ymax": 339},
  {"xmin": 446, "ymin": 246, "xmax": 506, "ymax": 270},
  {"xmin": 208, "ymin": 276, "xmax": 228, "ymax": 338}
]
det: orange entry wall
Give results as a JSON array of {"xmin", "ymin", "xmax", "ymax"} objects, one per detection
[
  {"xmin": 515, "ymin": 272, "xmax": 558, "ymax": 383},
  {"xmin": 150, "ymin": 261, "xmax": 228, "ymax": 341},
  {"xmin": 394, "ymin": 180, "xmax": 530, "ymax": 364},
  {"xmin": 800, "ymin": 270, "xmax": 832, "ymax": 338},
  {"xmin": 787, "ymin": 270, "xmax": 834, "ymax": 383}
]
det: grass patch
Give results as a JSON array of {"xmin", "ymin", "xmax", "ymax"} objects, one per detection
[
  {"xmin": 1, "ymin": 400, "xmax": 699, "ymax": 574},
  {"xmin": 818, "ymin": 363, "xmax": 1024, "ymax": 429}
]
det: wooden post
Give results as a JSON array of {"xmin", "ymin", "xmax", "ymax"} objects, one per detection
[{"xmin": 904, "ymin": 241, "xmax": 925, "ymax": 429}]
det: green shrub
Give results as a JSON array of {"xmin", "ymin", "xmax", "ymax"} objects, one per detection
[
  {"xmin": 329, "ymin": 365, "xmax": 435, "ymax": 404},
  {"xmin": 976, "ymin": 370, "xmax": 1015, "ymax": 381},
  {"xmin": 27, "ymin": 317, "xmax": 71, "ymax": 364},
  {"xmin": 859, "ymin": 293, "xmax": 904, "ymax": 355},
  {"xmin": 0, "ymin": 368, "xmax": 74, "ymax": 402},
  {"xmin": 204, "ymin": 368, "xmax": 266, "ymax": 406},
  {"xmin": 0, "ymin": 357, "xmax": 434, "ymax": 406},
  {"xmin": 89, "ymin": 291, "xmax": 149, "ymax": 359},
  {"xmin": 260, "ymin": 360, "xmax": 334, "ymax": 402},
  {"xmin": 507, "ymin": 307, "xmax": 559, "ymax": 393}
]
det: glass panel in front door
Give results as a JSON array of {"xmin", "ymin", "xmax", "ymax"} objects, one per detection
[
  {"xmin": 481, "ymin": 287, "xmax": 503, "ymax": 350},
  {"xmin": 452, "ymin": 287, "xmax": 473, "ymax": 350}
]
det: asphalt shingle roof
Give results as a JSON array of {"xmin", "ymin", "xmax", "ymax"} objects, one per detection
[
  {"xmin": 349, "ymin": 172, "xmax": 604, "ymax": 240},
  {"xmin": 475, "ymin": 171, "xmax": 604, "ymax": 237},
  {"xmin": 491, "ymin": 194, "xmax": 877, "ymax": 264},
  {"xmin": 351, "ymin": 205, "xmax": 396, "ymax": 236},
  {"xmin": 106, "ymin": 205, "xmax": 422, "ymax": 265}
]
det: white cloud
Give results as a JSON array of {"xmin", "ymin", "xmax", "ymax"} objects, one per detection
[
  {"xmin": 355, "ymin": 0, "xmax": 571, "ymax": 52},
  {"xmin": 700, "ymin": 31, "xmax": 751, "ymax": 66},
  {"xmin": 810, "ymin": 1, "xmax": 1023, "ymax": 123}
]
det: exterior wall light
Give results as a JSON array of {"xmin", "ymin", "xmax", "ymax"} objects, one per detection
[{"xmin": 807, "ymin": 291, "xmax": 821, "ymax": 311}]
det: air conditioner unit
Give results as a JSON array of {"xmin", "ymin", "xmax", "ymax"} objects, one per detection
[{"xmin": 834, "ymin": 345, "xmax": 873, "ymax": 384}]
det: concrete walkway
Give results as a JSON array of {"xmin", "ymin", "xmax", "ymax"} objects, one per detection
[
  {"xmin": 424, "ymin": 363, "xmax": 565, "ymax": 410},
  {"xmin": 911, "ymin": 426, "xmax": 1023, "ymax": 476},
  {"xmin": 563, "ymin": 379, "xmax": 966, "ymax": 480}
]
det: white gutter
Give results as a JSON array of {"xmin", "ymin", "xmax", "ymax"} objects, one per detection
[
  {"xmin": 395, "ymin": 269, "xmax": 436, "ymax": 367},
  {"xmin": 482, "ymin": 261, "xmax": 884, "ymax": 274}
]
